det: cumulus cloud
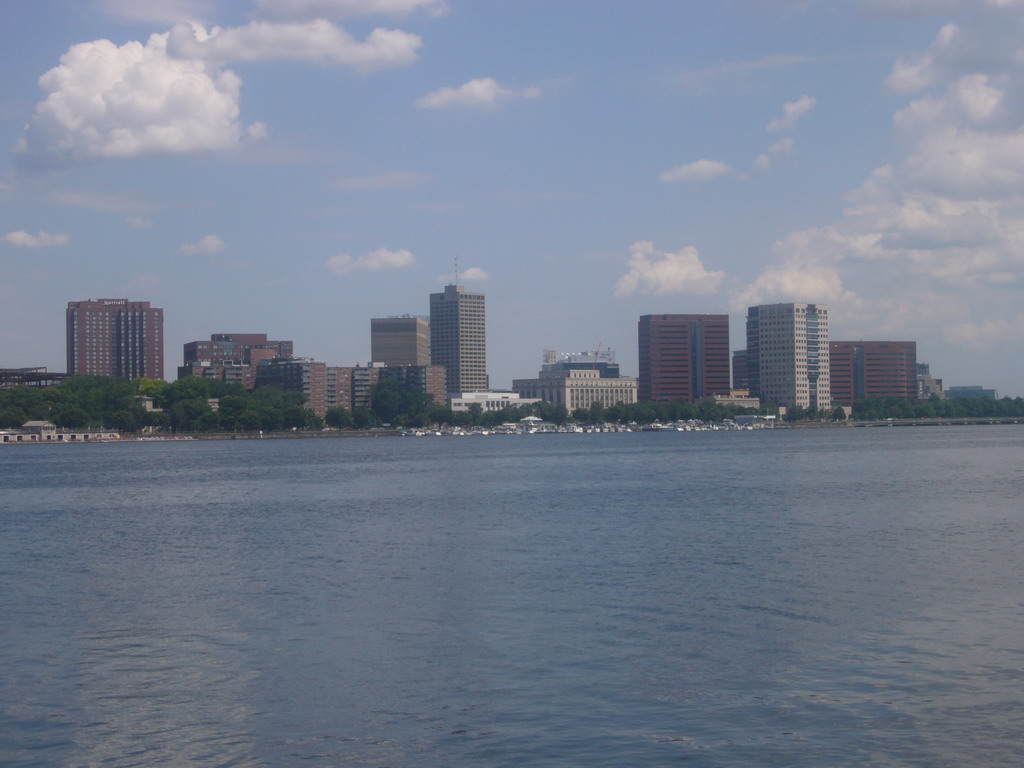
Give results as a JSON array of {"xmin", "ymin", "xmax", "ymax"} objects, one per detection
[
  {"xmin": 253, "ymin": 0, "xmax": 448, "ymax": 19},
  {"xmin": 16, "ymin": 33, "xmax": 252, "ymax": 169},
  {"xmin": 744, "ymin": 3, "xmax": 1024, "ymax": 315},
  {"xmin": 731, "ymin": 228, "xmax": 862, "ymax": 311},
  {"xmin": 755, "ymin": 137, "xmax": 796, "ymax": 170},
  {"xmin": 327, "ymin": 247, "xmax": 415, "ymax": 275},
  {"xmin": 166, "ymin": 20, "xmax": 421, "ymax": 69},
  {"xmin": 17, "ymin": 13, "xmax": 420, "ymax": 169},
  {"xmin": 181, "ymin": 234, "xmax": 226, "ymax": 254},
  {"xmin": 659, "ymin": 159, "xmax": 732, "ymax": 183},
  {"xmin": 416, "ymin": 78, "xmax": 540, "ymax": 109},
  {"xmin": 766, "ymin": 95, "xmax": 816, "ymax": 132},
  {"xmin": 2, "ymin": 231, "xmax": 71, "ymax": 248},
  {"xmin": 333, "ymin": 170, "xmax": 428, "ymax": 190},
  {"xmin": 614, "ymin": 241, "xmax": 725, "ymax": 298}
]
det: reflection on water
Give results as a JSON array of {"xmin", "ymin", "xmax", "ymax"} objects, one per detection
[{"xmin": 1, "ymin": 426, "xmax": 1022, "ymax": 766}]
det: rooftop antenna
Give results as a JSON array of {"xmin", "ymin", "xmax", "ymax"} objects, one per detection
[{"xmin": 454, "ymin": 255, "xmax": 460, "ymax": 286}]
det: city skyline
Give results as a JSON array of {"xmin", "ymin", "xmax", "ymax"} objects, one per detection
[{"xmin": 2, "ymin": 2, "xmax": 1023, "ymax": 397}]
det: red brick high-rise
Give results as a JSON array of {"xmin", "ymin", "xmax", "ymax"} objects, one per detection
[
  {"xmin": 66, "ymin": 299, "xmax": 163, "ymax": 379},
  {"xmin": 638, "ymin": 314, "xmax": 730, "ymax": 402},
  {"xmin": 829, "ymin": 341, "xmax": 917, "ymax": 406}
]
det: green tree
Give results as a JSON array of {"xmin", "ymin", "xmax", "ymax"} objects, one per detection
[
  {"xmin": 325, "ymin": 407, "xmax": 353, "ymax": 428},
  {"xmin": 52, "ymin": 405, "xmax": 91, "ymax": 428},
  {"xmin": 352, "ymin": 408, "xmax": 376, "ymax": 429}
]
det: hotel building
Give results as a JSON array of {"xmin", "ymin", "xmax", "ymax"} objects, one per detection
[{"xmin": 66, "ymin": 299, "xmax": 163, "ymax": 379}]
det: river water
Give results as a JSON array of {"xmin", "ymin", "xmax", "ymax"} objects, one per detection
[{"xmin": 1, "ymin": 426, "xmax": 1022, "ymax": 766}]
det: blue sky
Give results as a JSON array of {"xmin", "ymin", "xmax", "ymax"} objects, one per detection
[{"xmin": 2, "ymin": 0, "xmax": 1022, "ymax": 396}]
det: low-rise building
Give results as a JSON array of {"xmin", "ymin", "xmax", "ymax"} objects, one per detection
[
  {"xmin": 450, "ymin": 391, "xmax": 541, "ymax": 412},
  {"xmin": 917, "ymin": 363, "xmax": 944, "ymax": 400},
  {"xmin": 255, "ymin": 358, "xmax": 328, "ymax": 418},
  {"xmin": 179, "ymin": 333, "xmax": 293, "ymax": 388},
  {"xmin": 1, "ymin": 421, "xmax": 120, "ymax": 443},
  {"xmin": 702, "ymin": 390, "xmax": 760, "ymax": 409},
  {"xmin": 0, "ymin": 367, "xmax": 69, "ymax": 389},
  {"xmin": 945, "ymin": 385, "xmax": 998, "ymax": 399},
  {"xmin": 512, "ymin": 367, "xmax": 638, "ymax": 411}
]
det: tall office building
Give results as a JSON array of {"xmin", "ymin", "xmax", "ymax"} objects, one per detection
[
  {"xmin": 732, "ymin": 350, "xmax": 749, "ymax": 391},
  {"xmin": 370, "ymin": 316, "xmax": 430, "ymax": 366},
  {"xmin": 637, "ymin": 314, "xmax": 730, "ymax": 402},
  {"xmin": 829, "ymin": 341, "xmax": 916, "ymax": 406},
  {"xmin": 429, "ymin": 284, "xmax": 486, "ymax": 394},
  {"xmin": 746, "ymin": 303, "xmax": 830, "ymax": 409},
  {"xmin": 66, "ymin": 299, "xmax": 164, "ymax": 379}
]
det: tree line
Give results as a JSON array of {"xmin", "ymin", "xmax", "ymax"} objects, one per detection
[
  {"xmin": 3, "ymin": 375, "xmax": 1021, "ymax": 433},
  {"xmin": 0, "ymin": 376, "xmax": 320, "ymax": 432}
]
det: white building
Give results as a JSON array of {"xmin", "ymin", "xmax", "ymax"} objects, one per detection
[
  {"xmin": 512, "ymin": 368, "xmax": 638, "ymax": 411},
  {"xmin": 746, "ymin": 303, "xmax": 830, "ymax": 410},
  {"xmin": 450, "ymin": 391, "xmax": 541, "ymax": 412}
]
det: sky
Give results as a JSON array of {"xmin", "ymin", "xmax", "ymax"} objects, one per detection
[{"xmin": 2, "ymin": 0, "xmax": 1023, "ymax": 397}]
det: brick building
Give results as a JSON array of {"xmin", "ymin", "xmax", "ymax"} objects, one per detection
[
  {"xmin": 66, "ymin": 299, "xmax": 163, "ymax": 379},
  {"xmin": 637, "ymin": 314, "xmax": 730, "ymax": 402},
  {"xmin": 829, "ymin": 341, "xmax": 917, "ymax": 406}
]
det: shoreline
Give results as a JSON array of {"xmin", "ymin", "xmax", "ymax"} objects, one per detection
[{"xmin": 5, "ymin": 417, "xmax": 1023, "ymax": 446}]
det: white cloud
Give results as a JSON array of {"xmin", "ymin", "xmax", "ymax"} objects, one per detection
[
  {"xmin": 755, "ymin": 137, "xmax": 796, "ymax": 170},
  {"xmin": 886, "ymin": 23, "xmax": 960, "ymax": 92},
  {"xmin": 2, "ymin": 231, "xmax": 71, "ymax": 248},
  {"xmin": 16, "ymin": 33, "xmax": 251, "ymax": 169},
  {"xmin": 327, "ymin": 247, "xmax": 415, "ymax": 275},
  {"xmin": 659, "ymin": 159, "xmax": 732, "ymax": 183},
  {"xmin": 893, "ymin": 75, "xmax": 1004, "ymax": 134},
  {"xmin": 166, "ymin": 20, "xmax": 421, "ymax": 70},
  {"xmin": 942, "ymin": 315, "xmax": 1024, "ymax": 349},
  {"xmin": 181, "ymin": 234, "xmax": 226, "ymax": 254},
  {"xmin": 766, "ymin": 95, "xmax": 816, "ymax": 132},
  {"xmin": 125, "ymin": 216, "xmax": 154, "ymax": 228},
  {"xmin": 614, "ymin": 241, "xmax": 725, "ymax": 298},
  {"xmin": 253, "ymin": 0, "xmax": 448, "ymax": 20},
  {"xmin": 437, "ymin": 266, "xmax": 489, "ymax": 283},
  {"xmin": 731, "ymin": 257, "xmax": 856, "ymax": 312},
  {"xmin": 333, "ymin": 170, "xmax": 428, "ymax": 190},
  {"xmin": 416, "ymin": 78, "xmax": 540, "ymax": 110}
]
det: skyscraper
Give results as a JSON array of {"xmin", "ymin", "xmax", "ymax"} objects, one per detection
[
  {"xmin": 746, "ymin": 303, "xmax": 830, "ymax": 409},
  {"xmin": 429, "ymin": 284, "xmax": 486, "ymax": 394},
  {"xmin": 66, "ymin": 299, "xmax": 164, "ymax": 379},
  {"xmin": 829, "ymin": 341, "xmax": 916, "ymax": 406},
  {"xmin": 637, "ymin": 314, "xmax": 730, "ymax": 402},
  {"xmin": 370, "ymin": 316, "xmax": 430, "ymax": 366}
]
